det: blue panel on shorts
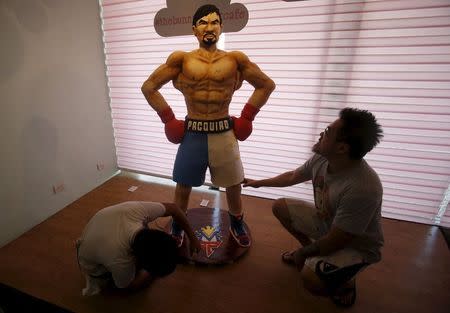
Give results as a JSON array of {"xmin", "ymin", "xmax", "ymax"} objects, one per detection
[{"xmin": 173, "ymin": 132, "xmax": 208, "ymax": 187}]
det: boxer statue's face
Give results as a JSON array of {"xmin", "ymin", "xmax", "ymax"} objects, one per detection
[{"xmin": 193, "ymin": 12, "xmax": 222, "ymax": 47}]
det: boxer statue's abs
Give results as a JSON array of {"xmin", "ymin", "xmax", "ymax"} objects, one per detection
[
  {"xmin": 141, "ymin": 5, "xmax": 275, "ymax": 248},
  {"xmin": 173, "ymin": 50, "xmax": 242, "ymax": 120}
]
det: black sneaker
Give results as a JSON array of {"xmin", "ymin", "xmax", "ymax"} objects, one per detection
[{"xmin": 228, "ymin": 213, "xmax": 251, "ymax": 247}]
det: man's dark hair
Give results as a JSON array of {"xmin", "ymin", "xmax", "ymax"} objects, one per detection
[
  {"xmin": 131, "ymin": 228, "xmax": 178, "ymax": 277},
  {"xmin": 192, "ymin": 4, "xmax": 222, "ymax": 26},
  {"xmin": 337, "ymin": 107, "xmax": 383, "ymax": 160}
]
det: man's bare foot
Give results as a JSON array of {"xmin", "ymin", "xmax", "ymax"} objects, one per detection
[{"xmin": 281, "ymin": 250, "xmax": 296, "ymax": 265}]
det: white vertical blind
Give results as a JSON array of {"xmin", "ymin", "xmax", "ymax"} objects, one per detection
[
  {"xmin": 100, "ymin": 0, "xmax": 450, "ymax": 226},
  {"xmin": 437, "ymin": 184, "xmax": 450, "ymax": 227}
]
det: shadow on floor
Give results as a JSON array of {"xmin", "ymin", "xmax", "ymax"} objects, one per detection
[{"xmin": 0, "ymin": 283, "xmax": 73, "ymax": 313}]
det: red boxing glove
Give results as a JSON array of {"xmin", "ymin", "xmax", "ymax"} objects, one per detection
[
  {"xmin": 157, "ymin": 107, "xmax": 185, "ymax": 144},
  {"xmin": 232, "ymin": 103, "xmax": 260, "ymax": 141}
]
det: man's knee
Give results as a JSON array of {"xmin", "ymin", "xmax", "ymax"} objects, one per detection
[{"xmin": 272, "ymin": 198, "xmax": 288, "ymax": 220}]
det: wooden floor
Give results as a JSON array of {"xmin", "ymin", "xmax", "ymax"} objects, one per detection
[{"xmin": 0, "ymin": 173, "xmax": 449, "ymax": 313}]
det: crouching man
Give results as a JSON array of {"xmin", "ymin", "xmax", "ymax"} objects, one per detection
[{"xmin": 76, "ymin": 201, "xmax": 200, "ymax": 296}]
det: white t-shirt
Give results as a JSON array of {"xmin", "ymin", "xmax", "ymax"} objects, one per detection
[
  {"xmin": 77, "ymin": 201, "xmax": 166, "ymax": 288},
  {"xmin": 297, "ymin": 154, "xmax": 384, "ymax": 263}
]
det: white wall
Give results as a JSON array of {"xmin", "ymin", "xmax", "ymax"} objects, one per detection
[{"xmin": 0, "ymin": 0, "xmax": 117, "ymax": 247}]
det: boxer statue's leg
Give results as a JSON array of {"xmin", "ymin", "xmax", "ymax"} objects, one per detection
[
  {"xmin": 171, "ymin": 183, "xmax": 192, "ymax": 247},
  {"xmin": 226, "ymin": 184, "xmax": 251, "ymax": 247}
]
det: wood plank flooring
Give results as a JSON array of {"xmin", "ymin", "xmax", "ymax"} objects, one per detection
[{"xmin": 0, "ymin": 173, "xmax": 449, "ymax": 313}]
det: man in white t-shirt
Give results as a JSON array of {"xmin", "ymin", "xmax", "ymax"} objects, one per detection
[
  {"xmin": 244, "ymin": 108, "xmax": 384, "ymax": 307},
  {"xmin": 76, "ymin": 201, "xmax": 200, "ymax": 296}
]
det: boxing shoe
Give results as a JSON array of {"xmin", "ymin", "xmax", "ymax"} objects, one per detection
[{"xmin": 228, "ymin": 212, "xmax": 251, "ymax": 247}]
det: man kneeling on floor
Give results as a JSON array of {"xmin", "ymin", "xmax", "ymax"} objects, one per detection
[
  {"xmin": 76, "ymin": 201, "xmax": 200, "ymax": 296},
  {"xmin": 244, "ymin": 108, "xmax": 384, "ymax": 307}
]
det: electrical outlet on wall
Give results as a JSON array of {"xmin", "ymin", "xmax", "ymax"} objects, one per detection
[
  {"xmin": 97, "ymin": 162, "xmax": 105, "ymax": 171},
  {"xmin": 52, "ymin": 183, "xmax": 65, "ymax": 194}
]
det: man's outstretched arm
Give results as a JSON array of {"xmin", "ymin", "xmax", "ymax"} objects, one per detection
[{"xmin": 243, "ymin": 167, "xmax": 308, "ymax": 188}]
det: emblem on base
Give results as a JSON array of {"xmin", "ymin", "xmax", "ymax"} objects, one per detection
[{"xmin": 195, "ymin": 225, "xmax": 222, "ymax": 258}]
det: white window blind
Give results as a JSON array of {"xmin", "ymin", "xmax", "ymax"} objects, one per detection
[{"xmin": 100, "ymin": 0, "xmax": 450, "ymax": 226}]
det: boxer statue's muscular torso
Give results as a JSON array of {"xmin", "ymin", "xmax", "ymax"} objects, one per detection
[
  {"xmin": 141, "ymin": 6, "xmax": 275, "ymax": 249},
  {"xmin": 173, "ymin": 49, "xmax": 243, "ymax": 120},
  {"xmin": 168, "ymin": 50, "xmax": 245, "ymax": 189}
]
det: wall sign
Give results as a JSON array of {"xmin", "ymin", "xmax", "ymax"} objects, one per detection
[{"xmin": 154, "ymin": 0, "xmax": 248, "ymax": 37}]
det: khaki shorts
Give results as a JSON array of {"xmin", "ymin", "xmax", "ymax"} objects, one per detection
[{"xmin": 285, "ymin": 198, "xmax": 368, "ymax": 288}]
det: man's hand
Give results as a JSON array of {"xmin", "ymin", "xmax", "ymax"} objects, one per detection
[
  {"xmin": 189, "ymin": 236, "xmax": 201, "ymax": 256},
  {"xmin": 242, "ymin": 178, "xmax": 261, "ymax": 188},
  {"xmin": 232, "ymin": 103, "xmax": 260, "ymax": 141},
  {"xmin": 158, "ymin": 107, "xmax": 185, "ymax": 144},
  {"xmin": 125, "ymin": 269, "xmax": 153, "ymax": 291}
]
